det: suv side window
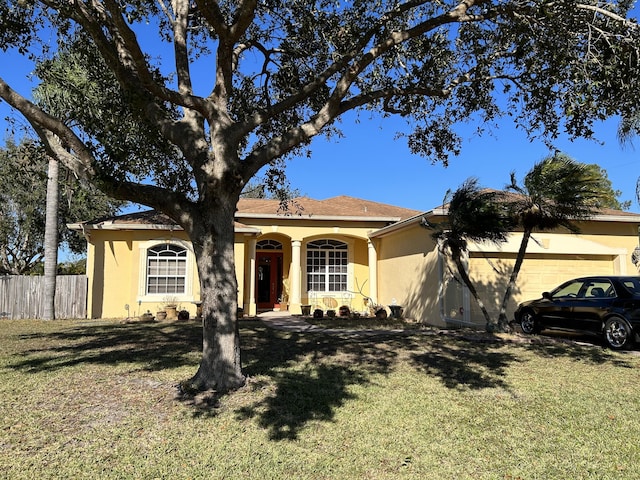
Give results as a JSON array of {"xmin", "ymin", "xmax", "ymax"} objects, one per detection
[
  {"xmin": 621, "ymin": 278, "xmax": 640, "ymax": 295},
  {"xmin": 585, "ymin": 280, "xmax": 615, "ymax": 298},
  {"xmin": 553, "ymin": 280, "xmax": 584, "ymax": 298}
]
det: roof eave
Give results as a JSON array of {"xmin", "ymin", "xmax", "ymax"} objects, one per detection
[
  {"xmin": 67, "ymin": 222, "xmax": 182, "ymax": 232},
  {"xmin": 368, "ymin": 208, "xmax": 447, "ymax": 238},
  {"xmin": 67, "ymin": 222, "xmax": 261, "ymax": 235},
  {"xmin": 236, "ymin": 213, "xmax": 404, "ymax": 222},
  {"xmin": 368, "ymin": 209, "xmax": 640, "ymax": 239},
  {"xmin": 589, "ymin": 213, "xmax": 640, "ymax": 222}
]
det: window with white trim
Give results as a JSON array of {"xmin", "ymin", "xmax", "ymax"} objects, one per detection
[
  {"xmin": 306, "ymin": 239, "xmax": 348, "ymax": 292},
  {"xmin": 146, "ymin": 244, "xmax": 187, "ymax": 294}
]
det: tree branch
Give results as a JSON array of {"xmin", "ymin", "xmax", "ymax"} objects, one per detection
[
  {"xmin": 208, "ymin": 1, "xmax": 258, "ymax": 118},
  {"xmin": 0, "ymin": 77, "xmax": 192, "ymax": 224},
  {"xmin": 170, "ymin": 0, "xmax": 208, "ymax": 170},
  {"xmin": 0, "ymin": 78, "xmax": 96, "ymax": 182},
  {"xmin": 240, "ymin": 0, "xmax": 483, "ymax": 139},
  {"xmin": 35, "ymin": 120, "xmax": 196, "ymax": 228},
  {"xmin": 577, "ymin": 3, "xmax": 639, "ymax": 29},
  {"xmin": 193, "ymin": 0, "xmax": 229, "ymax": 36},
  {"xmin": 41, "ymin": 0, "xmax": 210, "ymax": 159},
  {"xmin": 173, "ymin": 0, "xmax": 195, "ymax": 96},
  {"xmin": 241, "ymin": 0, "xmax": 486, "ymax": 173}
]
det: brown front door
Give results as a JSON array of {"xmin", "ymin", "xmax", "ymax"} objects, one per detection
[{"xmin": 256, "ymin": 252, "xmax": 283, "ymax": 310}]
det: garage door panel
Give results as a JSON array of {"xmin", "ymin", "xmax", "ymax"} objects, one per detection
[{"xmin": 517, "ymin": 256, "xmax": 614, "ymax": 302}]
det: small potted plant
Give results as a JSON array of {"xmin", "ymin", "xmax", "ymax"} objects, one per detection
[
  {"xmin": 163, "ymin": 296, "xmax": 179, "ymax": 320},
  {"xmin": 373, "ymin": 305, "xmax": 387, "ymax": 319},
  {"xmin": 274, "ymin": 294, "xmax": 288, "ymax": 312},
  {"xmin": 365, "ymin": 298, "xmax": 387, "ymax": 319}
]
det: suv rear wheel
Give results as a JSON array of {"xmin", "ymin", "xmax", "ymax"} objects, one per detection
[{"xmin": 604, "ymin": 317, "xmax": 634, "ymax": 350}]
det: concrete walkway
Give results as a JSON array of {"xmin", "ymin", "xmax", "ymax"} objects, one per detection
[
  {"xmin": 257, "ymin": 310, "xmax": 435, "ymax": 338},
  {"xmin": 257, "ymin": 310, "xmax": 323, "ymax": 332}
]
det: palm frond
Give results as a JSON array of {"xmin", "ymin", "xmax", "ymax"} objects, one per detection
[
  {"xmin": 428, "ymin": 178, "xmax": 513, "ymax": 248},
  {"xmin": 514, "ymin": 154, "xmax": 604, "ymax": 231}
]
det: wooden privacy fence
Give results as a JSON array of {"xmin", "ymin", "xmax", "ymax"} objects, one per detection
[{"xmin": 0, "ymin": 275, "xmax": 88, "ymax": 319}]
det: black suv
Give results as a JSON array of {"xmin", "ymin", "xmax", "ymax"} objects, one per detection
[{"xmin": 514, "ymin": 276, "xmax": 640, "ymax": 349}]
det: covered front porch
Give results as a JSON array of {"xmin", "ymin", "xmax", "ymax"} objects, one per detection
[{"xmin": 240, "ymin": 233, "xmax": 380, "ymax": 316}]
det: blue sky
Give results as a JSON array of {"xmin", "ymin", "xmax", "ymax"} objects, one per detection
[
  {"xmin": 284, "ymin": 112, "xmax": 639, "ymax": 212},
  {"xmin": 2, "ymin": 8, "xmax": 639, "ymax": 214}
]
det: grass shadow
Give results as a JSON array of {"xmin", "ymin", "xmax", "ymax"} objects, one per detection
[
  {"xmin": 410, "ymin": 336, "xmax": 516, "ymax": 391},
  {"xmin": 234, "ymin": 325, "xmax": 426, "ymax": 440},
  {"xmin": 6, "ymin": 318, "xmax": 636, "ymax": 442},
  {"xmin": 9, "ymin": 320, "xmax": 203, "ymax": 373},
  {"xmin": 236, "ymin": 363, "xmax": 363, "ymax": 440},
  {"xmin": 518, "ymin": 330, "xmax": 638, "ymax": 367}
]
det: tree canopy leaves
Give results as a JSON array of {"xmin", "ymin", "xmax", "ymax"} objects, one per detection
[
  {"xmin": 32, "ymin": 34, "xmax": 186, "ymax": 192},
  {"xmin": 1, "ymin": 0, "xmax": 639, "ymax": 214}
]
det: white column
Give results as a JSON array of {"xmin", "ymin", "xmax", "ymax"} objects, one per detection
[
  {"xmin": 290, "ymin": 240, "xmax": 302, "ymax": 313},
  {"xmin": 248, "ymin": 237, "xmax": 257, "ymax": 316},
  {"xmin": 368, "ymin": 240, "xmax": 378, "ymax": 304}
]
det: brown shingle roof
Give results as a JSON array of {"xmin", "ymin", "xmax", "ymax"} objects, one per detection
[
  {"xmin": 71, "ymin": 195, "xmax": 421, "ymax": 230},
  {"xmin": 75, "ymin": 210, "xmax": 254, "ymax": 231},
  {"xmin": 90, "ymin": 210, "xmax": 175, "ymax": 226},
  {"xmin": 441, "ymin": 188, "xmax": 640, "ymax": 218},
  {"xmin": 237, "ymin": 195, "xmax": 420, "ymax": 220}
]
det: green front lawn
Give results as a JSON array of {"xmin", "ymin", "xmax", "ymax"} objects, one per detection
[{"xmin": 1, "ymin": 318, "xmax": 639, "ymax": 479}]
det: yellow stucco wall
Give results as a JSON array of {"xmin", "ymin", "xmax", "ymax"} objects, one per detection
[
  {"xmin": 373, "ymin": 217, "xmax": 640, "ymax": 327},
  {"xmin": 376, "ymin": 223, "xmax": 445, "ymax": 326},
  {"xmin": 86, "ymin": 229, "xmax": 203, "ymax": 318},
  {"xmin": 86, "ymin": 217, "xmax": 386, "ymax": 319},
  {"xmin": 84, "ymin": 212, "xmax": 640, "ymax": 324}
]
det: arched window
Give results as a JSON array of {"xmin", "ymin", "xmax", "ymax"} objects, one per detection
[
  {"xmin": 256, "ymin": 239, "xmax": 283, "ymax": 250},
  {"xmin": 306, "ymin": 239, "xmax": 348, "ymax": 292},
  {"xmin": 146, "ymin": 244, "xmax": 187, "ymax": 294}
]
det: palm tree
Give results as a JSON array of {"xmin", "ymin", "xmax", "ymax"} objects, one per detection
[
  {"xmin": 424, "ymin": 178, "xmax": 514, "ymax": 330},
  {"xmin": 43, "ymin": 155, "xmax": 59, "ymax": 320},
  {"xmin": 496, "ymin": 153, "xmax": 606, "ymax": 330}
]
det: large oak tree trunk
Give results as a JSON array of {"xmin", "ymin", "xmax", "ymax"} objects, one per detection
[{"xmin": 187, "ymin": 198, "xmax": 245, "ymax": 393}]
